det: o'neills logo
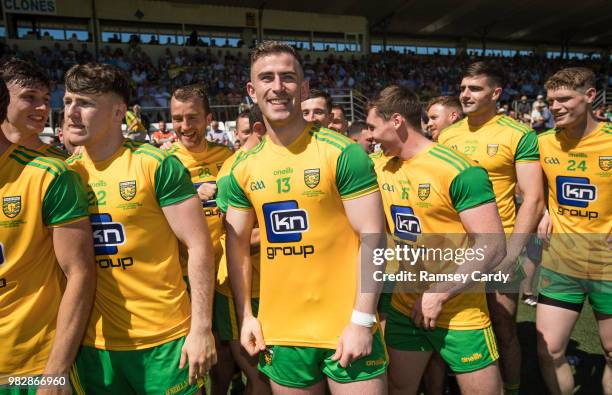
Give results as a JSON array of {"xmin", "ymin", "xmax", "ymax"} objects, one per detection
[
  {"xmin": 2, "ymin": 196, "xmax": 21, "ymax": 218},
  {"xmin": 119, "ymin": 180, "xmax": 136, "ymax": 201}
]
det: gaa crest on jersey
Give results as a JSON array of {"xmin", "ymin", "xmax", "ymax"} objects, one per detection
[
  {"xmin": 304, "ymin": 168, "xmax": 320, "ymax": 189},
  {"xmin": 418, "ymin": 184, "xmax": 430, "ymax": 201},
  {"xmin": 119, "ymin": 180, "xmax": 137, "ymax": 201},
  {"xmin": 2, "ymin": 196, "xmax": 21, "ymax": 218},
  {"xmin": 599, "ymin": 156, "xmax": 612, "ymax": 171},
  {"xmin": 487, "ymin": 144, "xmax": 499, "ymax": 157}
]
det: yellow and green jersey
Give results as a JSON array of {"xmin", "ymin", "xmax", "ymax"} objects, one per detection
[
  {"xmin": 227, "ymin": 124, "xmax": 378, "ymax": 349},
  {"xmin": 167, "ymin": 141, "xmax": 233, "ymax": 274},
  {"xmin": 0, "ymin": 145, "xmax": 88, "ymax": 380},
  {"xmin": 216, "ymin": 148, "xmax": 260, "ymax": 298},
  {"xmin": 371, "ymin": 144, "xmax": 495, "ymax": 330},
  {"xmin": 66, "ymin": 140, "xmax": 196, "ymax": 350},
  {"xmin": 438, "ymin": 115, "xmax": 539, "ymax": 232},
  {"xmin": 538, "ymin": 122, "xmax": 611, "ymax": 280},
  {"xmin": 39, "ymin": 143, "xmax": 69, "ymax": 160}
]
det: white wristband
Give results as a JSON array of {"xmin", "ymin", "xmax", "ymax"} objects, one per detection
[{"xmin": 351, "ymin": 310, "xmax": 376, "ymax": 328}]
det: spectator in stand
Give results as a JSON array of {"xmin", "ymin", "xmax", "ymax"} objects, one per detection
[
  {"xmin": 605, "ymin": 104, "xmax": 612, "ymax": 121},
  {"xmin": 206, "ymin": 120, "xmax": 230, "ymax": 146},
  {"xmin": 517, "ymin": 96, "xmax": 531, "ymax": 118},
  {"xmin": 125, "ymin": 104, "xmax": 148, "ymax": 141},
  {"xmin": 151, "ymin": 120, "xmax": 176, "ymax": 147},
  {"xmin": 530, "ymin": 101, "xmax": 550, "ymax": 133}
]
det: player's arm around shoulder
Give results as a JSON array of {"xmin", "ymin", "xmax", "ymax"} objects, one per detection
[
  {"xmin": 44, "ymin": 167, "xmax": 96, "ymax": 376},
  {"xmin": 155, "ymin": 154, "xmax": 217, "ymax": 380}
]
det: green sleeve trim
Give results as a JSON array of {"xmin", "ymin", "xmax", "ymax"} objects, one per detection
[
  {"xmin": 42, "ymin": 170, "xmax": 89, "ymax": 226},
  {"xmin": 336, "ymin": 143, "xmax": 378, "ymax": 198},
  {"xmin": 216, "ymin": 174, "xmax": 230, "ymax": 213},
  {"xmin": 449, "ymin": 166, "xmax": 496, "ymax": 212},
  {"xmin": 154, "ymin": 155, "xmax": 197, "ymax": 207},
  {"xmin": 515, "ymin": 131, "xmax": 539, "ymax": 162},
  {"xmin": 227, "ymin": 172, "xmax": 252, "ymax": 209}
]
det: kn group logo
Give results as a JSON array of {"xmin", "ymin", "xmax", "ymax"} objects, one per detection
[
  {"xmin": 391, "ymin": 205, "xmax": 422, "ymax": 242},
  {"xmin": 556, "ymin": 176, "xmax": 597, "ymax": 208},
  {"xmin": 90, "ymin": 213, "xmax": 126, "ymax": 255},
  {"xmin": 263, "ymin": 200, "xmax": 309, "ymax": 243}
]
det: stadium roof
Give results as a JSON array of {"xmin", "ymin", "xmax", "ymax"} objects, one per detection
[{"xmin": 191, "ymin": 0, "xmax": 612, "ymax": 47}]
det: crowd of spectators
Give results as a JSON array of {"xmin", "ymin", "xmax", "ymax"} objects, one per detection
[{"xmin": 3, "ymin": 41, "xmax": 610, "ymax": 130}]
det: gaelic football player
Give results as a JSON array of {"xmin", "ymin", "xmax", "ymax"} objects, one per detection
[
  {"xmin": 225, "ymin": 41, "xmax": 388, "ymax": 394},
  {"xmin": 63, "ymin": 63, "xmax": 216, "ymax": 394},
  {"xmin": 536, "ymin": 67, "xmax": 611, "ymax": 395},
  {"xmin": 302, "ymin": 88, "xmax": 333, "ymax": 127},
  {"xmin": 0, "ymin": 79, "xmax": 96, "ymax": 388},
  {"xmin": 438, "ymin": 62, "xmax": 546, "ymax": 395},
  {"xmin": 426, "ymin": 96, "xmax": 463, "ymax": 142}
]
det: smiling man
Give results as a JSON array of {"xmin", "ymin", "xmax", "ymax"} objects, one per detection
[
  {"xmin": 426, "ymin": 96, "xmax": 463, "ymax": 142},
  {"xmin": 225, "ymin": 41, "xmax": 388, "ymax": 394},
  {"xmin": 438, "ymin": 62, "xmax": 545, "ymax": 395},
  {"xmin": 536, "ymin": 67, "xmax": 611, "ymax": 395},
  {"xmin": 1, "ymin": 57, "xmax": 68, "ymax": 159},
  {"xmin": 63, "ymin": 63, "xmax": 216, "ymax": 394},
  {"xmin": 302, "ymin": 88, "xmax": 333, "ymax": 127},
  {"xmin": 165, "ymin": 84, "xmax": 237, "ymax": 395},
  {"xmin": 366, "ymin": 85, "xmax": 505, "ymax": 395}
]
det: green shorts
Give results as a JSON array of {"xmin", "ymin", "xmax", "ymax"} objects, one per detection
[
  {"xmin": 378, "ymin": 292, "xmax": 392, "ymax": 315},
  {"xmin": 538, "ymin": 267, "xmax": 612, "ymax": 314},
  {"xmin": 213, "ymin": 291, "xmax": 260, "ymax": 341},
  {"xmin": 258, "ymin": 328, "xmax": 387, "ymax": 388},
  {"xmin": 0, "ymin": 386, "xmax": 37, "ymax": 395},
  {"xmin": 71, "ymin": 337, "xmax": 203, "ymax": 395},
  {"xmin": 385, "ymin": 306, "xmax": 499, "ymax": 373}
]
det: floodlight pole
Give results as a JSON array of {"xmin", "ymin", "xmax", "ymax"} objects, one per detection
[{"xmin": 91, "ymin": 0, "xmax": 100, "ymax": 61}]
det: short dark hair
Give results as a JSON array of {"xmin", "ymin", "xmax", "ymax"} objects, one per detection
[
  {"xmin": 307, "ymin": 89, "xmax": 332, "ymax": 114},
  {"xmin": 367, "ymin": 85, "xmax": 421, "ymax": 128},
  {"xmin": 331, "ymin": 104, "xmax": 345, "ymax": 115},
  {"xmin": 172, "ymin": 84, "xmax": 212, "ymax": 115},
  {"xmin": 427, "ymin": 96, "xmax": 463, "ymax": 115},
  {"xmin": 65, "ymin": 63, "xmax": 130, "ymax": 104},
  {"xmin": 248, "ymin": 104, "xmax": 264, "ymax": 128},
  {"xmin": 0, "ymin": 80, "xmax": 9, "ymax": 121},
  {"xmin": 250, "ymin": 41, "xmax": 303, "ymax": 71},
  {"xmin": 236, "ymin": 108, "xmax": 250, "ymax": 125},
  {"xmin": 463, "ymin": 61, "xmax": 504, "ymax": 88},
  {"xmin": 347, "ymin": 121, "xmax": 367, "ymax": 138},
  {"xmin": 0, "ymin": 57, "xmax": 50, "ymax": 90},
  {"xmin": 545, "ymin": 67, "xmax": 596, "ymax": 92}
]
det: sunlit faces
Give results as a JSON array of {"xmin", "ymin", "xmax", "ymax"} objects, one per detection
[
  {"xmin": 3, "ymin": 83, "xmax": 50, "ymax": 137},
  {"xmin": 302, "ymin": 97, "xmax": 331, "ymax": 125},
  {"xmin": 170, "ymin": 96, "xmax": 211, "ymax": 151},
  {"xmin": 546, "ymin": 87, "xmax": 596, "ymax": 129},
  {"xmin": 426, "ymin": 104, "xmax": 459, "ymax": 142},
  {"xmin": 63, "ymin": 91, "xmax": 126, "ymax": 147},
  {"xmin": 247, "ymin": 53, "xmax": 308, "ymax": 127},
  {"xmin": 366, "ymin": 107, "xmax": 404, "ymax": 157},
  {"xmin": 234, "ymin": 116, "xmax": 252, "ymax": 146},
  {"xmin": 459, "ymin": 75, "xmax": 501, "ymax": 116}
]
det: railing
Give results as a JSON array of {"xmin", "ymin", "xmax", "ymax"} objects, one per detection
[
  {"xmin": 594, "ymin": 87, "xmax": 611, "ymax": 109},
  {"xmin": 328, "ymin": 89, "xmax": 369, "ymax": 122}
]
